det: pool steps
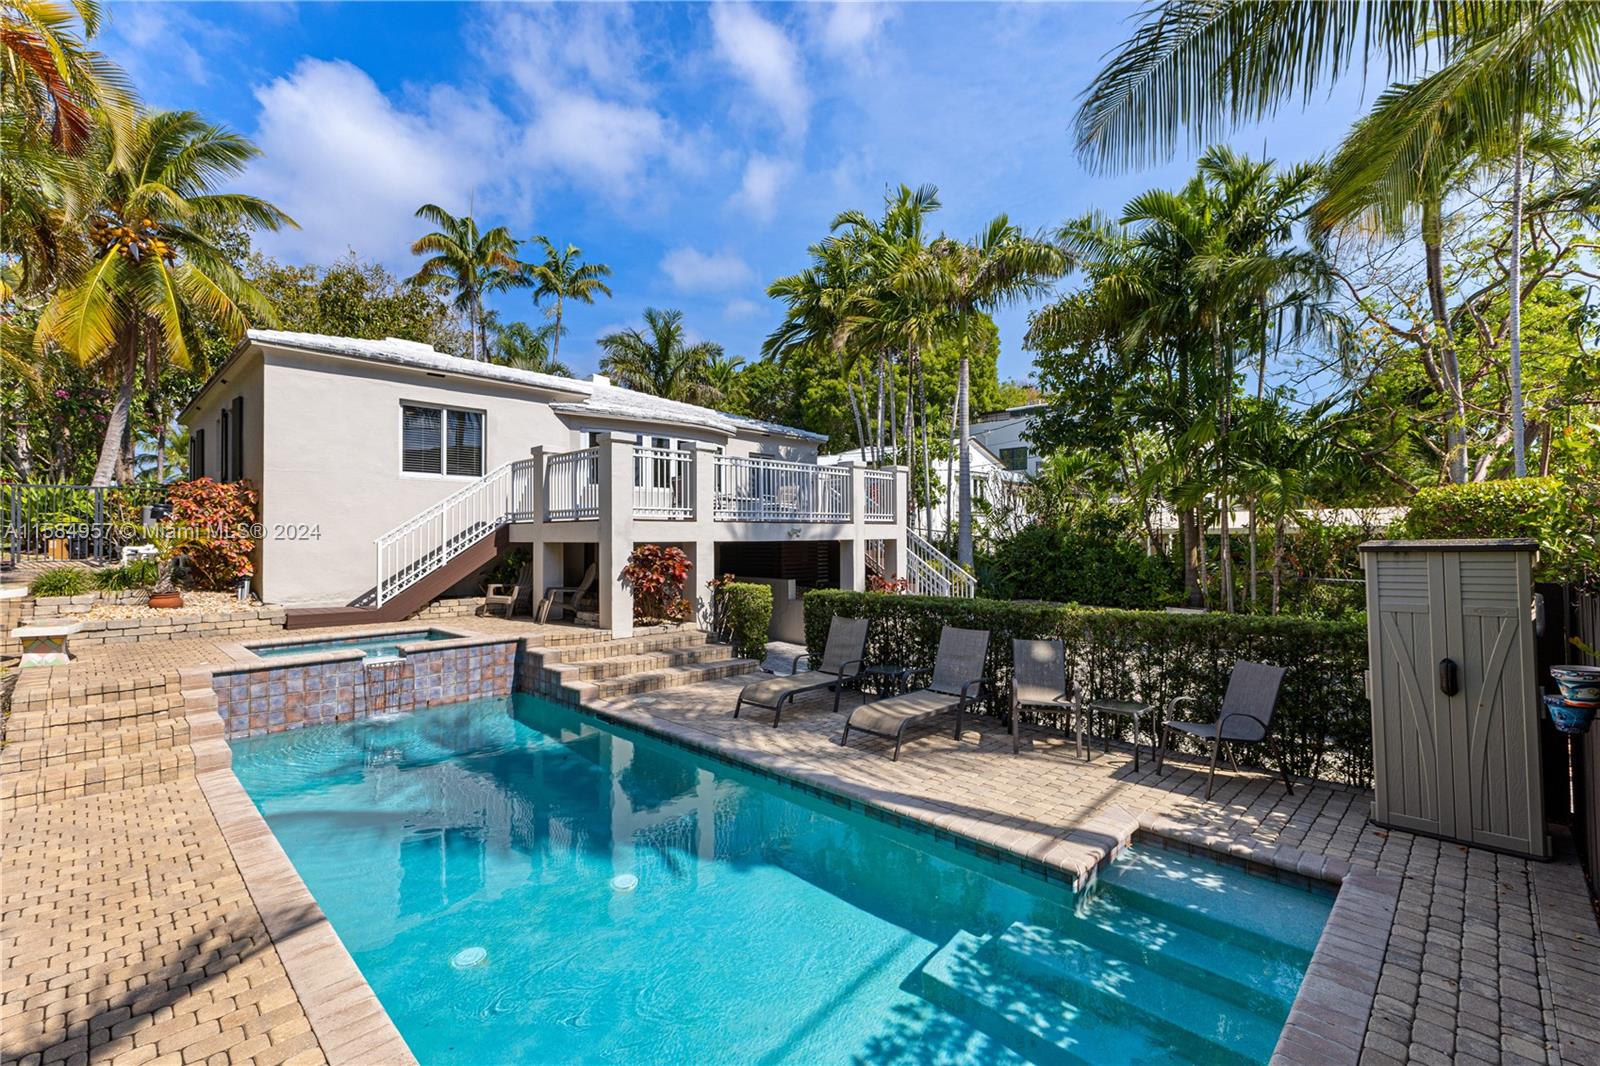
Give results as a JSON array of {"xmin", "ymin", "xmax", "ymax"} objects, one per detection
[
  {"xmin": 916, "ymin": 865, "xmax": 1314, "ymax": 1066},
  {"xmin": 520, "ymin": 629, "xmax": 759, "ymax": 705}
]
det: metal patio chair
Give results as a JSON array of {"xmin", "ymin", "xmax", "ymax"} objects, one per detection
[
  {"xmin": 840, "ymin": 626, "xmax": 989, "ymax": 760},
  {"xmin": 1009, "ymin": 638, "xmax": 1080, "ymax": 756},
  {"xmin": 733, "ymin": 616, "xmax": 869, "ymax": 726},
  {"xmin": 1160, "ymin": 660, "xmax": 1290, "ymax": 799}
]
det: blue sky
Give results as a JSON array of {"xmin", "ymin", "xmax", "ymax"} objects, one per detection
[{"xmin": 102, "ymin": 1, "xmax": 1378, "ymax": 385}]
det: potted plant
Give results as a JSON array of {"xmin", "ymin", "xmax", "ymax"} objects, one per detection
[
  {"xmin": 142, "ymin": 525, "xmax": 209, "ymax": 609},
  {"xmin": 1546, "ymin": 637, "xmax": 1600, "ymax": 736}
]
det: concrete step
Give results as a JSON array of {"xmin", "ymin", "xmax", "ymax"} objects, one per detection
[
  {"xmin": 538, "ymin": 644, "xmax": 734, "ymax": 685},
  {"xmin": 531, "ymin": 629, "xmax": 707, "ymax": 663},
  {"xmin": 2, "ymin": 745, "xmax": 196, "ymax": 809},
  {"xmin": 4, "ymin": 694, "xmax": 184, "ymax": 742},
  {"xmin": 1, "ymin": 717, "xmax": 192, "ymax": 774},
  {"xmin": 572, "ymin": 656, "xmax": 759, "ymax": 702}
]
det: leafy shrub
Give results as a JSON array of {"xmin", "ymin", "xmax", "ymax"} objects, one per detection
[
  {"xmin": 165, "ymin": 478, "xmax": 258, "ymax": 589},
  {"xmin": 1400, "ymin": 476, "xmax": 1598, "ymax": 583},
  {"xmin": 867, "ymin": 574, "xmax": 910, "ymax": 593},
  {"xmin": 621, "ymin": 545, "xmax": 691, "ymax": 623},
  {"xmin": 28, "ymin": 566, "xmax": 94, "ymax": 597},
  {"xmin": 93, "ymin": 559, "xmax": 158, "ymax": 591},
  {"xmin": 805, "ymin": 589, "xmax": 1371, "ymax": 787},
  {"xmin": 716, "ymin": 581, "xmax": 773, "ymax": 660},
  {"xmin": 984, "ymin": 507, "xmax": 1178, "ymax": 608}
]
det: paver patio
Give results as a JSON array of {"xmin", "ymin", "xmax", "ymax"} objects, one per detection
[{"xmin": 3, "ymin": 624, "xmax": 1597, "ymax": 1066}]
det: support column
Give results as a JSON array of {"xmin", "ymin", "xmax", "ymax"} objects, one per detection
[
  {"xmin": 597, "ymin": 433, "xmax": 634, "ymax": 638},
  {"xmin": 688, "ymin": 444, "xmax": 719, "ymax": 631},
  {"xmin": 842, "ymin": 462, "xmax": 867, "ymax": 592}
]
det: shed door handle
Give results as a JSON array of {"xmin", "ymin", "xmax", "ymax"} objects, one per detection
[{"xmin": 1439, "ymin": 658, "xmax": 1460, "ymax": 697}]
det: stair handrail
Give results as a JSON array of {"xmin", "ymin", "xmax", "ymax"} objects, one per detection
[
  {"xmin": 374, "ymin": 458, "xmax": 535, "ymax": 606},
  {"xmin": 906, "ymin": 529, "xmax": 977, "ymax": 598}
]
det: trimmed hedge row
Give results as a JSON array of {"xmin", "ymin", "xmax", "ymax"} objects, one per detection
[{"xmin": 804, "ymin": 590, "xmax": 1372, "ymax": 787}]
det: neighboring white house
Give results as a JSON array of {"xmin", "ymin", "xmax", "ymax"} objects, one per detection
[
  {"xmin": 969, "ymin": 402, "xmax": 1047, "ymax": 476},
  {"xmin": 180, "ymin": 330, "xmax": 912, "ymax": 637},
  {"xmin": 820, "ymin": 438, "xmax": 1030, "ymax": 541}
]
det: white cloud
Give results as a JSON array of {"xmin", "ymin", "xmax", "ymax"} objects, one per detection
[
  {"xmin": 811, "ymin": 2, "xmax": 894, "ymax": 55},
  {"xmin": 246, "ymin": 59, "xmax": 511, "ymax": 264},
  {"xmin": 723, "ymin": 298, "xmax": 764, "ymax": 321},
  {"xmin": 660, "ymin": 247, "xmax": 754, "ymax": 293},
  {"xmin": 729, "ymin": 154, "xmax": 792, "ymax": 220},
  {"xmin": 522, "ymin": 92, "xmax": 671, "ymax": 189},
  {"xmin": 109, "ymin": 4, "xmax": 226, "ymax": 86},
  {"xmin": 710, "ymin": 3, "xmax": 808, "ymax": 138}
]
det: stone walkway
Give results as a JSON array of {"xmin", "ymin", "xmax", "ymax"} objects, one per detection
[{"xmin": 3, "ymin": 623, "xmax": 1598, "ymax": 1066}]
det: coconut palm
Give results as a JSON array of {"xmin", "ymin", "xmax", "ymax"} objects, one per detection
[
  {"xmin": 524, "ymin": 236, "xmax": 612, "ymax": 364},
  {"xmin": 598, "ymin": 308, "xmax": 722, "ymax": 404},
  {"xmin": 492, "ymin": 320, "xmax": 570, "ymax": 376},
  {"xmin": 34, "ymin": 109, "xmax": 295, "ymax": 486},
  {"xmin": 407, "ymin": 204, "xmax": 519, "ymax": 361},
  {"xmin": 703, "ymin": 353, "xmax": 746, "ymax": 407},
  {"xmin": 930, "ymin": 218, "xmax": 1065, "ymax": 566}
]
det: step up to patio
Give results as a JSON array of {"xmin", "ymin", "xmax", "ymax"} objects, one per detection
[
  {"xmin": 0, "ymin": 717, "xmax": 192, "ymax": 775},
  {"xmin": 2, "ymin": 744, "xmax": 195, "ymax": 809},
  {"xmin": 538, "ymin": 643, "xmax": 738, "ymax": 685},
  {"xmin": 522, "ymin": 629, "xmax": 758, "ymax": 704},
  {"xmin": 4, "ymin": 692, "xmax": 184, "ymax": 742}
]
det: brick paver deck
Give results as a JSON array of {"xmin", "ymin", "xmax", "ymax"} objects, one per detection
[{"xmin": 5, "ymin": 621, "xmax": 1598, "ymax": 1066}]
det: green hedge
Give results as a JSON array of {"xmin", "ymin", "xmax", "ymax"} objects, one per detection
[
  {"xmin": 719, "ymin": 582, "xmax": 773, "ymax": 661},
  {"xmin": 1401, "ymin": 477, "xmax": 1598, "ymax": 584},
  {"xmin": 982, "ymin": 518, "xmax": 1177, "ymax": 608},
  {"xmin": 805, "ymin": 590, "xmax": 1372, "ymax": 787}
]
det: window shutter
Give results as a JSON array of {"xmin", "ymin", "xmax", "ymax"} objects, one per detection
[
  {"xmin": 191, "ymin": 429, "xmax": 205, "ymax": 480},
  {"xmin": 402, "ymin": 405, "xmax": 442, "ymax": 473},
  {"xmin": 445, "ymin": 409, "xmax": 483, "ymax": 477},
  {"xmin": 219, "ymin": 411, "xmax": 230, "ymax": 482},
  {"xmin": 231, "ymin": 396, "xmax": 245, "ymax": 481}
]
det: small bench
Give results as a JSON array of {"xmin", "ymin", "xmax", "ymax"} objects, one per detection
[{"xmin": 13, "ymin": 621, "xmax": 84, "ymax": 667}]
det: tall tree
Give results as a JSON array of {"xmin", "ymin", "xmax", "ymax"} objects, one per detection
[
  {"xmin": 406, "ymin": 204, "xmax": 518, "ymax": 361},
  {"xmin": 492, "ymin": 320, "xmax": 570, "ymax": 376},
  {"xmin": 765, "ymin": 237, "xmax": 874, "ymax": 452},
  {"xmin": 524, "ymin": 236, "xmax": 613, "ymax": 364},
  {"xmin": 35, "ymin": 109, "xmax": 294, "ymax": 485},
  {"xmin": 598, "ymin": 308, "xmax": 722, "ymax": 404}
]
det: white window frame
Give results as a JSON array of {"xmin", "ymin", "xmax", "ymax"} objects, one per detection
[{"xmin": 399, "ymin": 402, "xmax": 486, "ymax": 480}]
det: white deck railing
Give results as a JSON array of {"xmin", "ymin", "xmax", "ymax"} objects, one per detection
[
  {"xmin": 714, "ymin": 455, "xmax": 851, "ymax": 522},
  {"xmin": 545, "ymin": 447, "xmax": 601, "ymax": 521},
  {"xmin": 633, "ymin": 447, "xmax": 694, "ymax": 519},
  {"xmin": 906, "ymin": 530, "xmax": 977, "ymax": 598},
  {"xmin": 374, "ymin": 459, "xmax": 530, "ymax": 606},
  {"xmin": 863, "ymin": 469, "xmax": 896, "ymax": 522}
]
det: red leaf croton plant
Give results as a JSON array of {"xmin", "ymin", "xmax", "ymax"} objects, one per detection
[
  {"xmin": 621, "ymin": 544, "xmax": 691, "ymax": 624},
  {"xmin": 162, "ymin": 478, "xmax": 259, "ymax": 590}
]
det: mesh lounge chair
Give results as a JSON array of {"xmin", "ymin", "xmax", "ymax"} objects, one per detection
[
  {"xmin": 1160, "ymin": 660, "xmax": 1290, "ymax": 800},
  {"xmin": 1010, "ymin": 638, "xmax": 1081, "ymax": 756},
  {"xmin": 540, "ymin": 563, "xmax": 597, "ymax": 622},
  {"xmin": 733, "ymin": 616, "xmax": 869, "ymax": 727},
  {"xmin": 840, "ymin": 626, "xmax": 989, "ymax": 760}
]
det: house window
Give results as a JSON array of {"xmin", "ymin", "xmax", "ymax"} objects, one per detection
[
  {"xmin": 1000, "ymin": 446, "xmax": 1029, "ymax": 471},
  {"xmin": 402, "ymin": 404, "xmax": 484, "ymax": 477}
]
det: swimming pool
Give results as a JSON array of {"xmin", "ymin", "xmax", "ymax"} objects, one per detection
[
  {"xmin": 231, "ymin": 696, "xmax": 1332, "ymax": 1065},
  {"xmin": 248, "ymin": 629, "xmax": 454, "ymax": 661}
]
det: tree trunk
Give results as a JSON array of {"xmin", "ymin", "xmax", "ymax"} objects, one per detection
[
  {"xmin": 956, "ymin": 345, "xmax": 973, "ymax": 568},
  {"xmin": 1181, "ymin": 508, "xmax": 1202, "ymax": 608},
  {"xmin": 1423, "ymin": 199, "xmax": 1469, "ymax": 483},
  {"xmin": 91, "ymin": 331, "xmax": 138, "ymax": 487},
  {"xmin": 1219, "ymin": 495, "xmax": 1234, "ymax": 613},
  {"xmin": 1270, "ymin": 513, "xmax": 1286, "ymax": 615},
  {"xmin": 945, "ymin": 388, "xmax": 957, "ymax": 541},
  {"xmin": 1248, "ymin": 498, "xmax": 1258, "ymax": 610},
  {"xmin": 551, "ymin": 297, "xmax": 564, "ymax": 362},
  {"xmin": 1508, "ymin": 118, "xmax": 1527, "ymax": 477},
  {"xmin": 875, "ymin": 353, "xmax": 886, "ymax": 466},
  {"xmin": 916, "ymin": 354, "xmax": 933, "ymax": 542}
]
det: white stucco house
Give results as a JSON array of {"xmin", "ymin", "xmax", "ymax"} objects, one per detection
[
  {"xmin": 821, "ymin": 438, "xmax": 1031, "ymax": 542},
  {"xmin": 969, "ymin": 402, "xmax": 1047, "ymax": 476},
  {"xmin": 180, "ymin": 330, "xmax": 917, "ymax": 637}
]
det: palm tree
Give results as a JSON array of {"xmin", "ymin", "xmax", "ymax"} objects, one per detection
[
  {"xmin": 524, "ymin": 236, "xmax": 612, "ymax": 365},
  {"xmin": 407, "ymin": 204, "xmax": 519, "ymax": 361},
  {"xmin": 765, "ymin": 237, "xmax": 874, "ymax": 451},
  {"xmin": 931, "ymin": 218, "xmax": 1065, "ymax": 566},
  {"xmin": 598, "ymin": 308, "xmax": 722, "ymax": 404},
  {"xmin": 35, "ymin": 109, "xmax": 295, "ymax": 486},
  {"xmin": 492, "ymin": 320, "xmax": 570, "ymax": 376},
  {"xmin": 703, "ymin": 353, "xmax": 746, "ymax": 407},
  {"xmin": 1076, "ymin": 1, "xmax": 1600, "ymax": 480}
]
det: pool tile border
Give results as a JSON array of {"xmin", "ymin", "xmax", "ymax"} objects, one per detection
[
  {"xmin": 180, "ymin": 668, "xmax": 418, "ymax": 1066},
  {"xmin": 575, "ymin": 694, "xmax": 1397, "ymax": 1066}
]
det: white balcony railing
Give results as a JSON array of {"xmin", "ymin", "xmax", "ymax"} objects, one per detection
[
  {"xmin": 375, "ymin": 458, "xmax": 532, "ymax": 606},
  {"xmin": 863, "ymin": 469, "xmax": 896, "ymax": 522},
  {"xmin": 633, "ymin": 447, "xmax": 694, "ymax": 519},
  {"xmin": 545, "ymin": 447, "xmax": 600, "ymax": 521},
  {"xmin": 714, "ymin": 455, "xmax": 851, "ymax": 522}
]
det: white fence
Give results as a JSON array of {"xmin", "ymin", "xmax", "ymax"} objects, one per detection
[
  {"xmin": 375, "ymin": 460, "xmax": 525, "ymax": 606},
  {"xmin": 545, "ymin": 447, "xmax": 601, "ymax": 521},
  {"xmin": 863, "ymin": 469, "xmax": 897, "ymax": 522},
  {"xmin": 633, "ymin": 447, "xmax": 694, "ymax": 519},
  {"xmin": 714, "ymin": 455, "xmax": 851, "ymax": 522}
]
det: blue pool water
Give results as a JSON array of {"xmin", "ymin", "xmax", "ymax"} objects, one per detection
[
  {"xmin": 231, "ymin": 697, "xmax": 1333, "ymax": 1066},
  {"xmin": 249, "ymin": 629, "xmax": 452, "ymax": 661}
]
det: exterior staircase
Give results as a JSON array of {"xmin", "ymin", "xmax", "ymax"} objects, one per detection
[
  {"xmin": 0, "ymin": 669, "xmax": 219, "ymax": 808},
  {"xmin": 521, "ymin": 628, "xmax": 759, "ymax": 705},
  {"xmin": 905, "ymin": 531, "xmax": 978, "ymax": 597}
]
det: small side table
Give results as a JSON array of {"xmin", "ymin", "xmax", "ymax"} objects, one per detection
[
  {"xmin": 861, "ymin": 665, "xmax": 916, "ymax": 699},
  {"xmin": 1082, "ymin": 698, "xmax": 1161, "ymax": 772},
  {"xmin": 13, "ymin": 621, "xmax": 83, "ymax": 668}
]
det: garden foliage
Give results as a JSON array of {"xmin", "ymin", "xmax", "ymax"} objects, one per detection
[
  {"xmin": 621, "ymin": 545, "xmax": 691, "ymax": 623},
  {"xmin": 1400, "ymin": 477, "xmax": 1598, "ymax": 584},
  {"xmin": 28, "ymin": 566, "xmax": 94, "ymax": 597},
  {"xmin": 805, "ymin": 590, "xmax": 1371, "ymax": 787},
  {"xmin": 164, "ymin": 479, "xmax": 259, "ymax": 589},
  {"xmin": 983, "ymin": 506, "xmax": 1177, "ymax": 609},
  {"xmin": 715, "ymin": 581, "xmax": 774, "ymax": 661}
]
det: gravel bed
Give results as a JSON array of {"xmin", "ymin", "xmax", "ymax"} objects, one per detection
[{"xmin": 86, "ymin": 591, "xmax": 264, "ymax": 620}]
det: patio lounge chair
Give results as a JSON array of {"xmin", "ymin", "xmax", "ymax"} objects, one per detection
[
  {"xmin": 482, "ymin": 560, "xmax": 532, "ymax": 618},
  {"xmin": 840, "ymin": 626, "xmax": 989, "ymax": 760},
  {"xmin": 733, "ymin": 616, "xmax": 869, "ymax": 726},
  {"xmin": 1009, "ymin": 638, "xmax": 1080, "ymax": 756},
  {"xmin": 540, "ymin": 563, "xmax": 597, "ymax": 622},
  {"xmin": 1160, "ymin": 660, "xmax": 1290, "ymax": 800}
]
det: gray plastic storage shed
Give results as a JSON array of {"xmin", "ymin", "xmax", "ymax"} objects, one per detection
[{"xmin": 1360, "ymin": 539, "xmax": 1548, "ymax": 859}]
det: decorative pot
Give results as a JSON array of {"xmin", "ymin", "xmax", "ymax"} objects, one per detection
[
  {"xmin": 1545, "ymin": 695, "xmax": 1597, "ymax": 736},
  {"xmin": 147, "ymin": 590, "xmax": 184, "ymax": 609},
  {"xmin": 1550, "ymin": 665, "xmax": 1600, "ymax": 706}
]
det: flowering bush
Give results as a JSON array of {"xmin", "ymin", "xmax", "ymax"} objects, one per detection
[
  {"xmin": 621, "ymin": 544, "xmax": 691, "ymax": 623},
  {"xmin": 867, "ymin": 574, "xmax": 911, "ymax": 594},
  {"xmin": 164, "ymin": 478, "xmax": 258, "ymax": 588}
]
